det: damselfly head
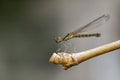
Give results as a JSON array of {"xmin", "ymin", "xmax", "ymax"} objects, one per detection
[{"xmin": 55, "ymin": 37, "xmax": 62, "ymax": 43}]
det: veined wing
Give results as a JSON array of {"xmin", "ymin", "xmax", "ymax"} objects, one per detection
[{"xmin": 72, "ymin": 14, "xmax": 110, "ymax": 34}]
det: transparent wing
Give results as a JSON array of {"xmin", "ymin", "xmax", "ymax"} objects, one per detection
[{"xmin": 72, "ymin": 14, "xmax": 110, "ymax": 34}]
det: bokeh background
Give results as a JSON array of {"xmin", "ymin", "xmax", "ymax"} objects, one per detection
[{"xmin": 0, "ymin": 0, "xmax": 120, "ymax": 80}]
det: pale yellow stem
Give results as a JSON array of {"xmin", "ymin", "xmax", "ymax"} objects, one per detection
[{"xmin": 49, "ymin": 40, "xmax": 120, "ymax": 70}]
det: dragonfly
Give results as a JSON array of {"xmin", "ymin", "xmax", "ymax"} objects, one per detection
[{"xmin": 55, "ymin": 14, "xmax": 110, "ymax": 43}]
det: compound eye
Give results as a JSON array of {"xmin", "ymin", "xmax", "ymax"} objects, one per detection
[{"xmin": 55, "ymin": 37, "xmax": 62, "ymax": 43}]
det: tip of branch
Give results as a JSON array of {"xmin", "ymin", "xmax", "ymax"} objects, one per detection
[{"xmin": 49, "ymin": 52, "xmax": 78, "ymax": 70}]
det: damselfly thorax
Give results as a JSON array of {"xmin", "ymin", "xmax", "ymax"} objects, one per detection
[{"xmin": 55, "ymin": 14, "xmax": 110, "ymax": 52}]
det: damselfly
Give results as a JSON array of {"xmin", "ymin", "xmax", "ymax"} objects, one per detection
[{"xmin": 55, "ymin": 14, "xmax": 110, "ymax": 43}]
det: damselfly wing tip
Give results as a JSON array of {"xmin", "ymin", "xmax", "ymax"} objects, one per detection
[{"xmin": 103, "ymin": 13, "xmax": 110, "ymax": 22}]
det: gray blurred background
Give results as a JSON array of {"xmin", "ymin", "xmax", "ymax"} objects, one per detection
[{"xmin": 0, "ymin": 0, "xmax": 120, "ymax": 80}]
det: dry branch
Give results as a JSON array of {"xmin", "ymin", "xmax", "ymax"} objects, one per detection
[{"xmin": 49, "ymin": 40, "xmax": 120, "ymax": 70}]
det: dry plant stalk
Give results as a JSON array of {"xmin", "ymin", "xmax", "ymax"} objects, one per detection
[{"xmin": 49, "ymin": 40, "xmax": 120, "ymax": 70}]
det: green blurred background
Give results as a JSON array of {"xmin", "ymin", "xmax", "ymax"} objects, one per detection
[{"xmin": 0, "ymin": 0, "xmax": 120, "ymax": 80}]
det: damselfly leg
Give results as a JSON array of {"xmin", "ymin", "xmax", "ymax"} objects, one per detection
[{"xmin": 56, "ymin": 40, "xmax": 76, "ymax": 53}]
